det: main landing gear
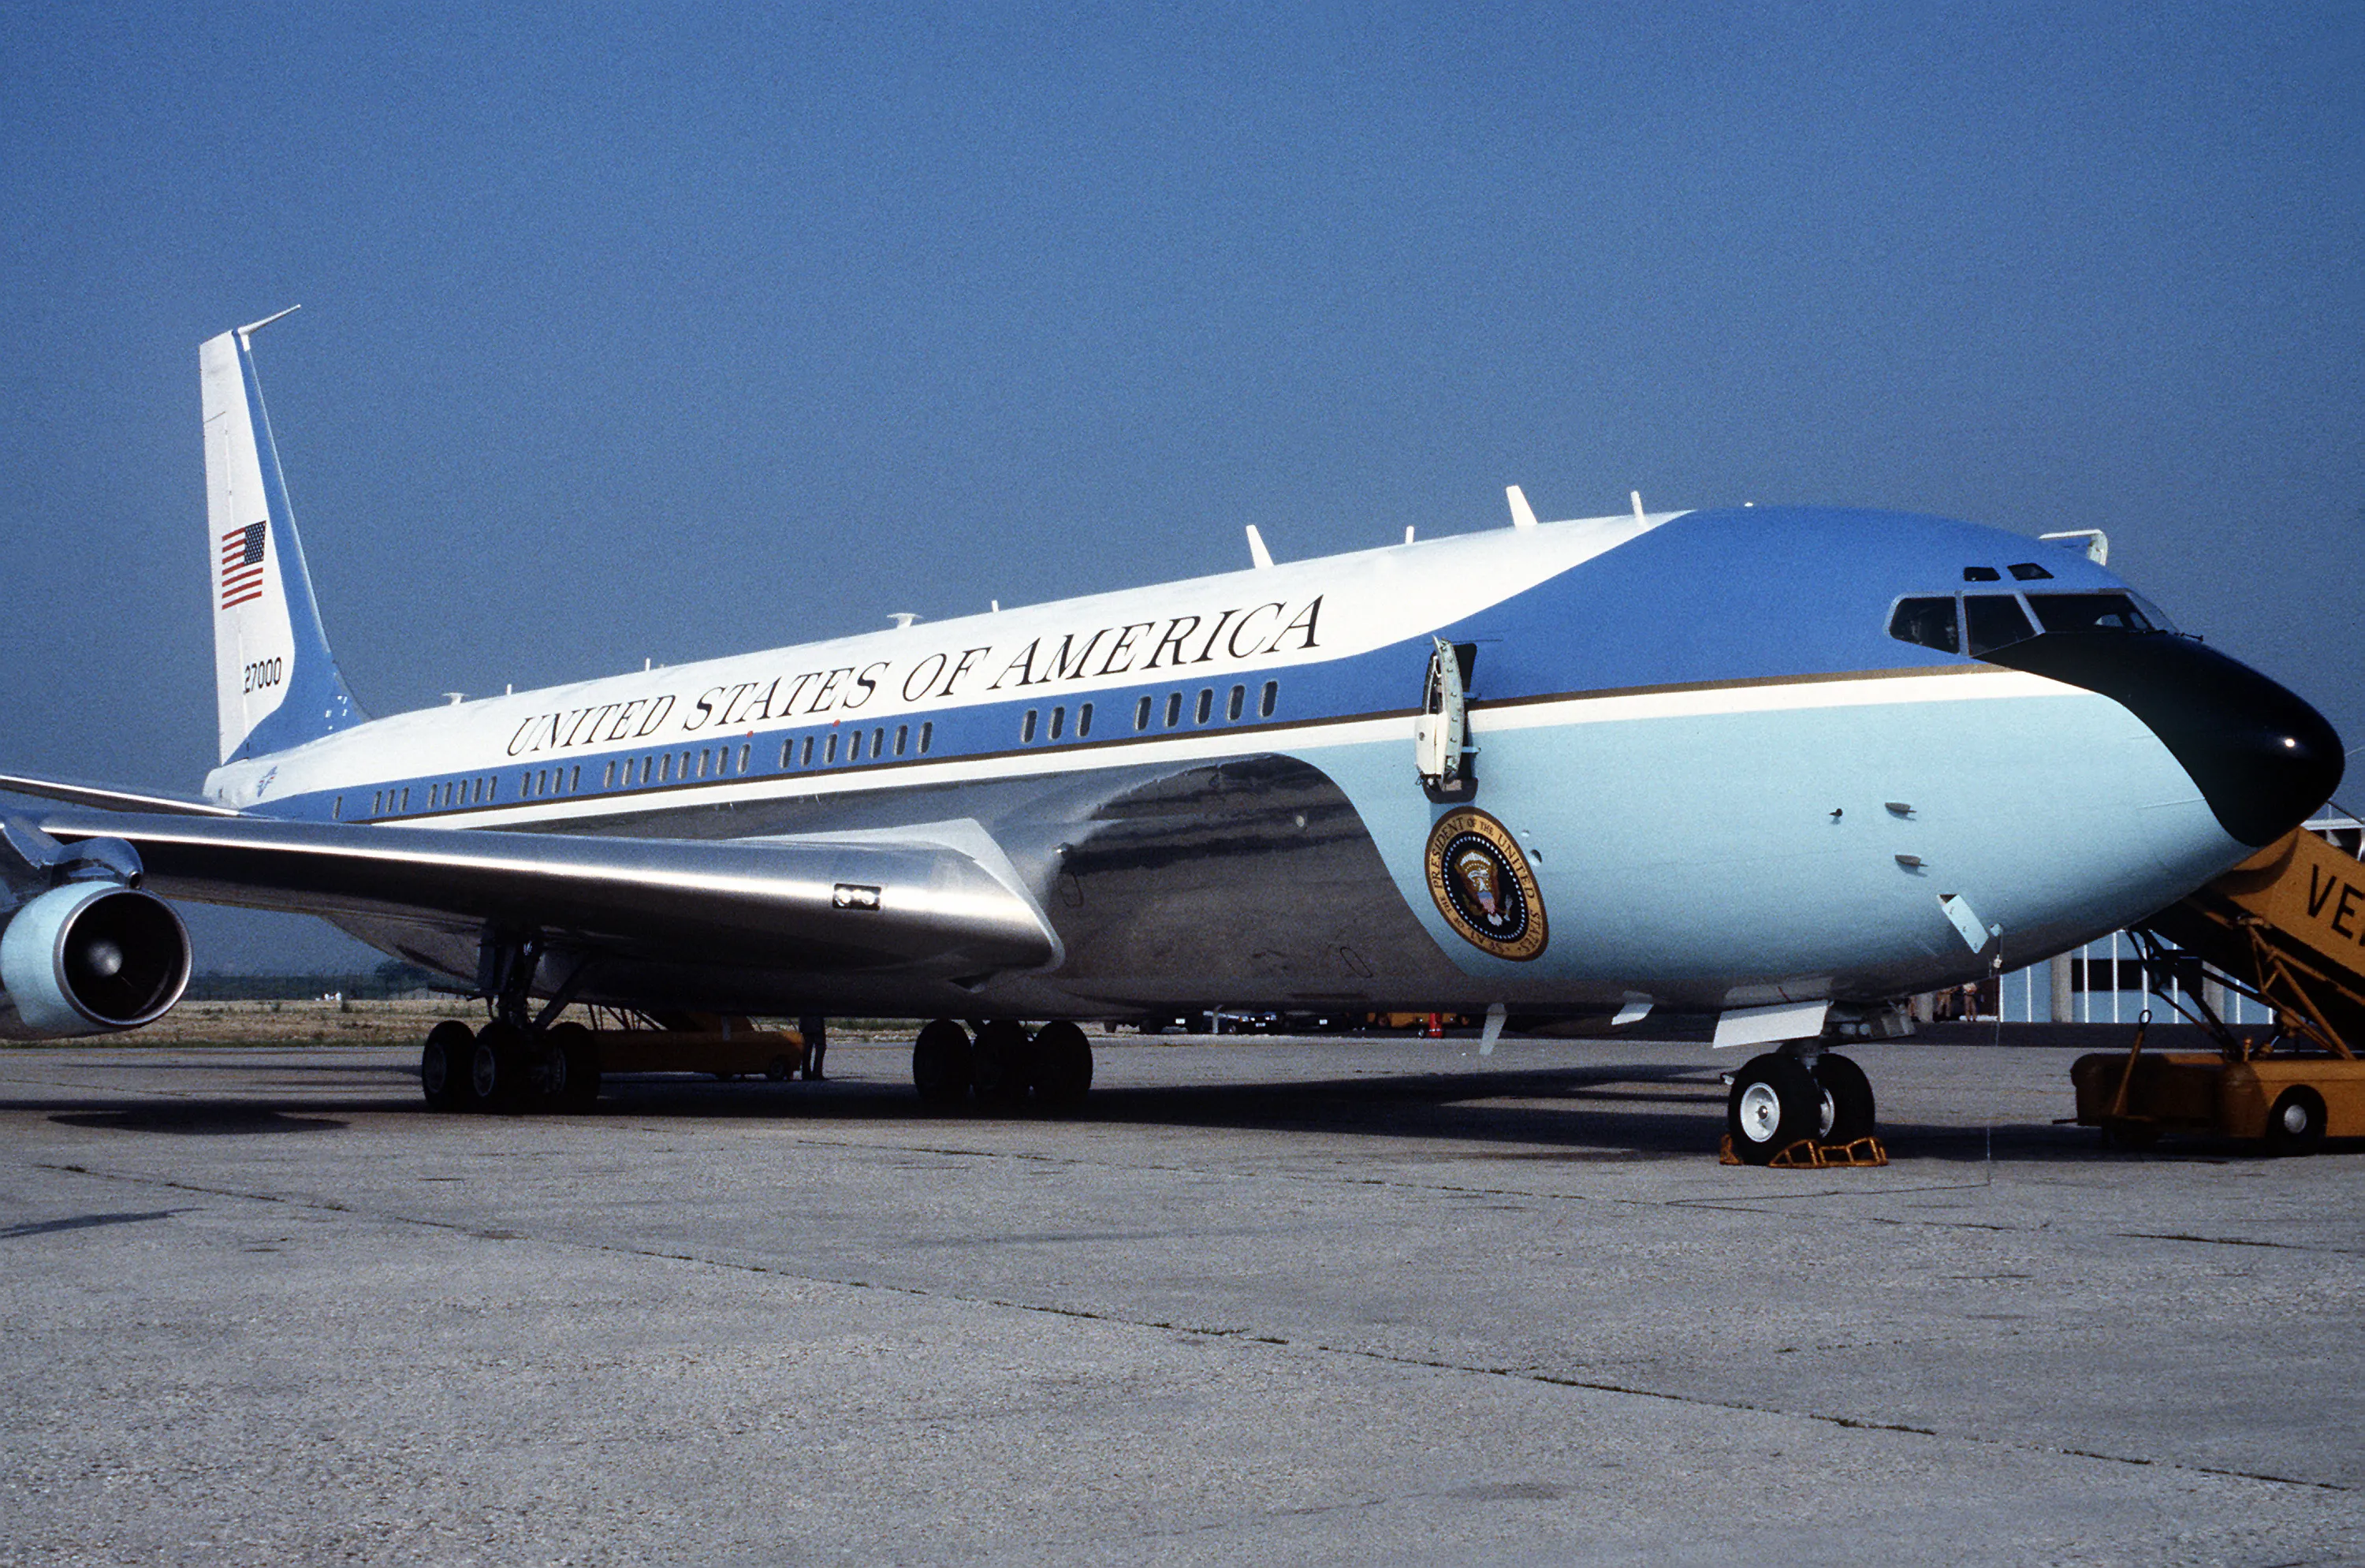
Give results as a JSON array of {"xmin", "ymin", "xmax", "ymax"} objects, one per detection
[
  {"xmin": 419, "ymin": 929, "xmax": 603, "ymax": 1115},
  {"xmin": 911, "ymin": 1018, "xmax": 1093, "ymax": 1115},
  {"xmin": 1724, "ymin": 1046, "xmax": 1878, "ymax": 1165},
  {"xmin": 419, "ymin": 1017, "xmax": 601, "ymax": 1115}
]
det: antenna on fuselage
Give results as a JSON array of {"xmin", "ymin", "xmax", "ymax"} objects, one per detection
[
  {"xmin": 888, "ymin": 613, "xmax": 919, "ymax": 630},
  {"xmin": 1505, "ymin": 486, "xmax": 1538, "ymax": 530},
  {"xmin": 1245, "ymin": 525, "xmax": 1274, "ymax": 568},
  {"xmin": 1631, "ymin": 490, "xmax": 1647, "ymax": 527},
  {"xmin": 2039, "ymin": 528, "xmax": 2110, "ymax": 566}
]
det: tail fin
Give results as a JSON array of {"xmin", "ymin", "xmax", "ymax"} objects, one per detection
[{"xmin": 200, "ymin": 315, "xmax": 365, "ymax": 764}]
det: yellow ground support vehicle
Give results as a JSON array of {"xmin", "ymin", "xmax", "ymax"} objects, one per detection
[{"xmin": 2072, "ymin": 826, "xmax": 2365, "ymax": 1153}]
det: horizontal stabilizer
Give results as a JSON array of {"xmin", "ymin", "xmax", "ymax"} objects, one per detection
[{"xmin": 0, "ymin": 773, "xmax": 241, "ymax": 818}]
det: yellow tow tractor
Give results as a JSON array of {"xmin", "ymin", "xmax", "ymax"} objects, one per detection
[{"xmin": 2071, "ymin": 825, "xmax": 2365, "ymax": 1153}]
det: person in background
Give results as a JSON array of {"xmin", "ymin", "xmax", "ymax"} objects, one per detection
[{"xmin": 802, "ymin": 1014, "xmax": 827, "ymax": 1079}]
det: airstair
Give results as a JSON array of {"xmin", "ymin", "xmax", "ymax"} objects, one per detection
[{"xmin": 2070, "ymin": 825, "xmax": 2365, "ymax": 1151}]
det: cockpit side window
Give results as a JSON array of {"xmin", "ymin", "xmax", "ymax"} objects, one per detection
[
  {"xmin": 1888, "ymin": 597, "xmax": 1961, "ymax": 654},
  {"xmin": 1964, "ymin": 593, "xmax": 2036, "ymax": 656},
  {"xmin": 2026, "ymin": 592, "xmax": 2161, "ymax": 635}
]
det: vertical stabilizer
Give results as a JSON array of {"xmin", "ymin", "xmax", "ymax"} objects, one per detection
[{"xmin": 201, "ymin": 321, "xmax": 364, "ymax": 764}]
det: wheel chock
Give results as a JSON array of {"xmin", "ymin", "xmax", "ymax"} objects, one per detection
[{"xmin": 1719, "ymin": 1134, "xmax": 1890, "ymax": 1168}]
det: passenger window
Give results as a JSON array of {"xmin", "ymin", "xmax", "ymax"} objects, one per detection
[
  {"xmin": 372, "ymin": 791, "xmax": 382, "ymax": 815},
  {"xmin": 1963, "ymin": 566, "xmax": 2002, "ymax": 582},
  {"xmin": 1260, "ymin": 680, "xmax": 1276, "ymax": 718},
  {"xmin": 569, "ymin": 765, "xmax": 581, "ymax": 791},
  {"xmin": 604, "ymin": 762, "xmax": 616, "ymax": 788},
  {"xmin": 536, "ymin": 772, "xmax": 548, "ymax": 796},
  {"xmin": 1134, "ymin": 695, "xmax": 1153, "ymax": 731},
  {"xmin": 1965, "ymin": 594, "xmax": 2035, "ymax": 656},
  {"xmin": 2026, "ymin": 592, "xmax": 2160, "ymax": 635},
  {"xmin": 2008, "ymin": 561, "xmax": 2054, "ymax": 581},
  {"xmin": 895, "ymin": 724, "xmax": 908, "ymax": 756},
  {"xmin": 661, "ymin": 754, "xmax": 673, "ymax": 782},
  {"xmin": 1887, "ymin": 597, "xmax": 1961, "ymax": 654},
  {"xmin": 1077, "ymin": 702, "xmax": 1093, "ymax": 738},
  {"xmin": 333, "ymin": 796, "xmax": 343, "ymax": 820},
  {"xmin": 1227, "ymin": 685, "xmax": 1244, "ymax": 721},
  {"xmin": 802, "ymin": 736, "xmax": 814, "ymax": 766},
  {"xmin": 488, "ymin": 777, "xmax": 498, "ymax": 800},
  {"xmin": 780, "ymin": 739, "xmax": 794, "ymax": 769},
  {"xmin": 871, "ymin": 727, "xmax": 885, "ymax": 758},
  {"xmin": 918, "ymin": 722, "xmax": 932, "ymax": 754},
  {"xmin": 1049, "ymin": 706, "xmax": 1065, "ymax": 740},
  {"xmin": 401, "ymin": 787, "xmax": 411, "ymax": 811},
  {"xmin": 1022, "ymin": 710, "xmax": 1038, "ymax": 743},
  {"xmin": 1195, "ymin": 689, "xmax": 1213, "ymax": 724},
  {"xmin": 697, "ymin": 750, "xmax": 710, "ymax": 779},
  {"xmin": 825, "ymin": 733, "xmax": 837, "ymax": 764},
  {"xmin": 1164, "ymin": 692, "xmax": 1182, "ymax": 728}
]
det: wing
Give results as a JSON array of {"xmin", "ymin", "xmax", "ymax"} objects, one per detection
[{"xmin": 30, "ymin": 806, "xmax": 1057, "ymax": 979}]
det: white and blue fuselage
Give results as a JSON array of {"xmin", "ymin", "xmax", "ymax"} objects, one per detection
[{"xmin": 198, "ymin": 486, "xmax": 2335, "ymax": 1024}]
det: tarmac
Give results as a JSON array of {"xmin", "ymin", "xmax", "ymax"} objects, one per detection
[{"xmin": 2, "ymin": 1029, "xmax": 2358, "ymax": 1566}]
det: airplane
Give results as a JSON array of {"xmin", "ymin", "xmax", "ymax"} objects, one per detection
[{"xmin": 0, "ymin": 315, "xmax": 2344, "ymax": 1162}]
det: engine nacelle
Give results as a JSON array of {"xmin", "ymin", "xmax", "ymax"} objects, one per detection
[{"xmin": 0, "ymin": 882, "xmax": 192, "ymax": 1039}]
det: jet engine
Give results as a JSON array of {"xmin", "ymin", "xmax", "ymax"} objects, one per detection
[{"xmin": 0, "ymin": 821, "xmax": 191, "ymax": 1039}]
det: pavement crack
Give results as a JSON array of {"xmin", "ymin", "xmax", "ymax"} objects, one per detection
[
  {"xmin": 2115, "ymin": 1231, "xmax": 2361, "ymax": 1257},
  {"xmin": 35, "ymin": 1158, "xmax": 2353, "ymax": 1498}
]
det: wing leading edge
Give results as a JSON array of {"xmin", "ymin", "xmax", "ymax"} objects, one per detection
[{"xmin": 32, "ymin": 807, "xmax": 1058, "ymax": 979}]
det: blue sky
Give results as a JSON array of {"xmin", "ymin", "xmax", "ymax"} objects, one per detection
[{"xmin": 3, "ymin": 2, "xmax": 2359, "ymax": 969}]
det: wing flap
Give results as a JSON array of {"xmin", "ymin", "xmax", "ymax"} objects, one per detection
[{"xmin": 33, "ymin": 808, "xmax": 1056, "ymax": 977}]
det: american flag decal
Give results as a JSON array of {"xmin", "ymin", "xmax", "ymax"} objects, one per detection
[{"xmin": 219, "ymin": 522, "xmax": 267, "ymax": 610}]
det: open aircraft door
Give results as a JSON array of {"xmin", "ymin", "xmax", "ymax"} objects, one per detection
[{"xmin": 1416, "ymin": 638, "xmax": 1477, "ymax": 803}]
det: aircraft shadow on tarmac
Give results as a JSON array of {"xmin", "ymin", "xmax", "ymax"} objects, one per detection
[
  {"xmin": 45, "ymin": 1108, "xmax": 350, "ymax": 1137},
  {"xmin": 11, "ymin": 1059, "xmax": 2341, "ymax": 1162}
]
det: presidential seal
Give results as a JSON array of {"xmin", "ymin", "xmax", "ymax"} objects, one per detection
[{"xmin": 1425, "ymin": 808, "xmax": 1547, "ymax": 961}]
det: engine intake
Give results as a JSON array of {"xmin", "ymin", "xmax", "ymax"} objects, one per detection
[{"xmin": 0, "ymin": 882, "xmax": 192, "ymax": 1038}]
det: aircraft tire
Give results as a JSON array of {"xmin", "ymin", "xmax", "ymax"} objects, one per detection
[
  {"xmin": 545, "ymin": 1021, "xmax": 602, "ymax": 1112},
  {"xmin": 971, "ymin": 1019, "xmax": 1034, "ymax": 1112},
  {"xmin": 1030, "ymin": 1021, "xmax": 1093, "ymax": 1115},
  {"xmin": 2264, "ymin": 1087, "xmax": 2326, "ymax": 1156},
  {"xmin": 467, "ymin": 1020, "xmax": 532, "ymax": 1114},
  {"xmin": 1811, "ymin": 1053, "xmax": 1876, "ymax": 1142},
  {"xmin": 1726, "ymin": 1053, "xmax": 1820, "ymax": 1164},
  {"xmin": 912, "ymin": 1019, "xmax": 974, "ymax": 1110},
  {"xmin": 420, "ymin": 1020, "xmax": 473, "ymax": 1112}
]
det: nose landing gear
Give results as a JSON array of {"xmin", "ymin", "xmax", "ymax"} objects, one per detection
[{"xmin": 1723, "ymin": 1047, "xmax": 1883, "ymax": 1166}]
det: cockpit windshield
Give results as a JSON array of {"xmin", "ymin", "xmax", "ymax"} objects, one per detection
[
  {"xmin": 1887, "ymin": 597, "xmax": 1959, "ymax": 654},
  {"xmin": 1890, "ymin": 588, "xmax": 2177, "ymax": 657},
  {"xmin": 2025, "ymin": 592, "xmax": 2169, "ymax": 635}
]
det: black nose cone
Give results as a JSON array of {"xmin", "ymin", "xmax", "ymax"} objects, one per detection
[{"xmin": 1986, "ymin": 633, "xmax": 2344, "ymax": 847}]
